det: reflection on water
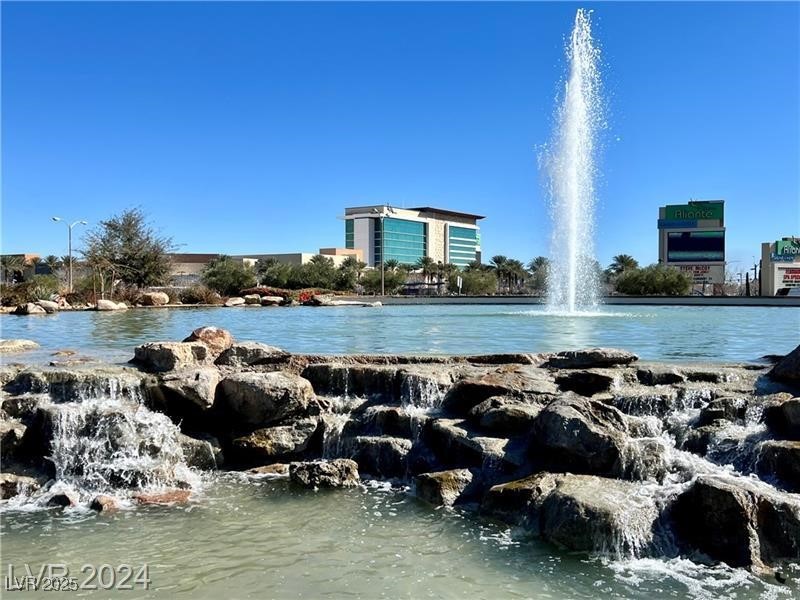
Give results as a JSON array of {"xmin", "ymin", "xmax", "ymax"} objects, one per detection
[{"xmin": 1, "ymin": 305, "xmax": 797, "ymax": 364}]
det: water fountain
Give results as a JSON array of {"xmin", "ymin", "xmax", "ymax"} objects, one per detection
[{"xmin": 544, "ymin": 8, "xmax": 603, "ymax": 312}]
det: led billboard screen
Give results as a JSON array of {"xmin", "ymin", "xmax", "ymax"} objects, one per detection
[{"xmin": 667, "ymin": 230, "xmax": 724, "ymax": 262}]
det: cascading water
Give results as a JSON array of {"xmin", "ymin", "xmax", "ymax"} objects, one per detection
[{"xmin": 543, "ymin": 8, "xmax": 603, "ymax": 312}]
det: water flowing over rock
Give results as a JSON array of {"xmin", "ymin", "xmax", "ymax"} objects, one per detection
[
  {"xmin": 182, "ymin": 326, "xmax": 234, "ymax": 356},
  {"xmin": 219, "ymin": 372, "xmax": 316, "ymax": 427},
  {"xmin": 343, "ymin": 436, "xmax": 412, "ymax": 478},
  {"xmin": 178, "ymin": 432, "xmax": 224, "ymax": 470},
  {"xmin": 289, "ymin": 459, "xmax": 360, "ymax": 488},
  {"xmin": 767, "ymin": 343, "xmax": 800, "ymax": 384},
  {"xmin": 671, "ymin": 474, "xmax": 800, "ymax": 573},
  {"xmin": 231, "ymin": 418, "xmax": 320, "ymax": 464},
  {"xmin": 467, "ymin": 396, "xmax": 542, "ymax": 434},
  {"xmin": 132, "ymin": 342, "xmax": 211, "ymax": 372},
  {"xmin": 0, "ymin": 473, "xmax": 41, "ymax": 499}
]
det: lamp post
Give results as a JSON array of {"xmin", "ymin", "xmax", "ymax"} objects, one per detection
[
  {"xmin": 51, "ymin": 217, "xmax": 87, "ymax": 293},
  {"xmin": 371, "ymin": 206, "xmax": 395, "ymax": 296}
]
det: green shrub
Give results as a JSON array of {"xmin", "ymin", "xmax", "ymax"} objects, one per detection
[
  {"xmin": 201, "ymin": 256, "xmax": 257, "ymax": 296},
  {"xmin": 179, "ymin": 285, "xmax": 223, "ymax": 305},
  {"xmin": 615, "ymin": 264, "xmax": 692, "ymax": 296}
]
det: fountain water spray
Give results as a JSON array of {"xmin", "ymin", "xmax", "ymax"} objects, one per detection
[{"xmin": 544, "ymin": 8, "xmax": 603, "ymax": 312}]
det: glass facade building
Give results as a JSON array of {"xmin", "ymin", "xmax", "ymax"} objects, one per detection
[
  {"xmin": 374, "ymin": 218, "xmax": 427, "ymax": 265},
  {"xmin": 345, "ymin": 220, "xmax": 354, "ymax": 249},
  {"xmin": 448, "ymin": 226, "xmax": 479, "ymax": 267}
]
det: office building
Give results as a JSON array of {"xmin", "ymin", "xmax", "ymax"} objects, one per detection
[{"xmin": 761, "ymin": 237, "xmax": 800, "ymax": 295}]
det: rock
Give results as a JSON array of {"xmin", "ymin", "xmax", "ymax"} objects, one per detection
[
  {"xmin": 90, "ymin": 494, "xmax": 120, "ymax": 512},
  {"xmin": 247, "ymin": 463, "xmax": 290, "ymax": 476},
  {"xmin": 231, "ymin": 419, "xmax": 319, "ymax": 462},
  {"xmin": 261, "ymin": 296, "xmax": 284, "ymax": 306},
  {"xmin": 13, "ymin": 303, "xmax": 47, "ymax": 315},
  {"xmin": 768, "ymin": 344, "xmax": 800, "ymax": 384},
  {"xmin": 467, "ymin": 396, "xmax": 542, "ymax": 434},
  {"xmin": 481, "ymin": 472, "xmax": 562, "ymax": 527},
  {"xmin": 179, "ymin": 432, "xmax": 224, "ymax": 469},
  {"xmin": 219, "ymin": 372, "xmax": 316, "ymax": 427},
  {"xmin": 0, "ymin": 473, "xmax": 40, "ymax": 499},
  {"xmin": 289, "ymin": 459, "xmax": 360, "ymax": 488},
  {"xmin": 243, "ymin": 294, "xmax": 261, "ymax": 305},
  {"xmin": 0, "ymin": 418, "xmax": 27, "ymax": 460},
  {"xmin": 763, "ymin": 396, "xmax": 800, "ymax": 439},
  {"xmin": 158, "ymin": 367, "xmax": 221, "ymax": 411},
  {"xmin": 608, "ymin": 386, "xmax": 681, "ymax": 417},
  {"xmin": 95, "ymin": 299, "xmax": 128, "ymax": 311},
  {"xmin": 442, "ymin": 368, "xmax": 557, "ymax": 415},
  {"xmin": 355, "ymin": 405, "xmax": 417, "ymax": 438},
  {"xmin": 636, "ymin": 365, "xmax": 686, "ymax": 386},
  {"xmin": 425, "ymin": 419, "xmax": 519, "ymax": 472},
  {"xmin": 756, "ymin": 440, "xmax": 800, "ymax": 492},
  {"xmin": 415, "ymin": 469, "xmax": 474, "ymax": 507},
  {"xmin": 544, "ymin": 348, "xmax": 638, "ymax": 369},
  {"xmin": 224, "ymin": 297, "xmax": 245, "ymax": 307},
  {"xmin": 0, "ymin": 339, "xmax": 40, "ymax": 354},
  {"xmin": 672, "ymin": 474, "xmax": 800, "ymax": 573},
  {"xmin": 619, "ymin": 437, "xmax": 670, "ymax": 482},
  {"xmin": 133, "ymin": 489, "xmax": 192, "ymax": 505},
  {"xmin": 344, "ymin": 436, "xmax": 412, "ymax": 478},
  {"xmin": 182, "ymin": 326, "xmax": 234, "ymax": 356},
  {"xmin": 302, "ymin": 364, "xmax": 402, "ymax": 399},
  {"xmin": 555, "ymin": 370, "xmax": 617, "ymax": 396},
  {"xmin": 35, "ymin": 300, "xmax": 59, "ymax": 313},
  {"xmin": 531, "ymin": 395, "xmax": 629, "ymax": 476},
  {"xmin": 47, "ymin": 490, "xmax": 80, "ymax": 507},
  {"xmin": 132, "ymin": 342, "xmax": 210, "ymax": 372},
  {"xmin": 140, "ymin": 291, "xmax": 170, "ymax": 306},
  {"xmin": 697, "ymin": 396, "xmax": 746, "ymax": 426},
  {"xmin": 215, "ymin": 342, "xmax": 290, "ymax": 367}
]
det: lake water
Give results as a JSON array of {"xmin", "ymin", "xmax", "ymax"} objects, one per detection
[
  {"xmin": 2, "ymin": 475, "xmax": 796, "ymax": 600},
  {"xmin": 1, "ymin": 304, "xmax": 798, "ymax": 364}
]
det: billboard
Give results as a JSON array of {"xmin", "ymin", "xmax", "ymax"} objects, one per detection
[
  {"xmin": 677, "ymin": 264, "xmax": 724, "ymax": 285},
  {"xmin": 666, "ymin": 230, "xmax": 725, "ymax": 263},
  {"xmin": 780, "ymin": 267, "xmax": 800, "ymax": 288},
  {"xmin": 664, "ymin": 202, "xmax": 724, "ymax": 221}
]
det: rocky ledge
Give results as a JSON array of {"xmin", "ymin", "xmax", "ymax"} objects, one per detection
[{"xmin": 2, "ymin": 327, "xmax": 799, "ymax": 578}]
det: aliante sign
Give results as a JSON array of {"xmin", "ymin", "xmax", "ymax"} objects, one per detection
[{"xmin": 664, "ymin": 202, "xmax": 724, "ymax": 221}]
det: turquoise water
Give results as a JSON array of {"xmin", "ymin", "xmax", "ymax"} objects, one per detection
[{"xmin": 0, "ymin": 304, "xmax": 797, "ymax": 364}]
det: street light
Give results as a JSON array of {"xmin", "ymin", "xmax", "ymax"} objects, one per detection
[
  {"xmin": 52, "ymin": 217, "xmax": 88, "ymax": 293},
  {"xmin": 371, "ymin": 206, "xmax": 396, "ymax": 296}
]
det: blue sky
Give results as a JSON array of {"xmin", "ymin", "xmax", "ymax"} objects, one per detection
[{"xmin": 2, "ymin": 1, "xmax": 798, "ymax": 274}]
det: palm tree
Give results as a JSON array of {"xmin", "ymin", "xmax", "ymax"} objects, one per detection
[
  {"xmin": 44, "ymin": 255, "xmax": 63, "ymax": 275},
  {"xmin": 527, "ymin": 256, "xmax": 549, "ymax": 273},
  {"xmin": 464, "ymin": 260, "xmax": 485, "ymax": 273},
  {"xmin": 608, "ymin": 254, "xmax": 639, "ymax": 275},
  {"xmin": 507, "ymin": 259, "xmax": 527, "ymax": 292},
  {"xmin": 384, "ymin": 259, "xmax": 399, "ymax": 272},
  {"xmin": 416, "ymin": 256, "xmax": 436, "ymax": 285},
  {"xmin": 1, "ymin": 255, "xmax": 25, "ymax": 283},
  {"xmin": 490, "ymin": 255, "xmax": 510, "ymax": 292}
]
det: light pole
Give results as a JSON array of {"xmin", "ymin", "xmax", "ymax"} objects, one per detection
[
  {"xmin": 371, "ymin": 206, "xmax": 395, "ymax": 296},
  {"xmin": 52, "ymin": 217, "xmax": 87, "ymax": 293}
]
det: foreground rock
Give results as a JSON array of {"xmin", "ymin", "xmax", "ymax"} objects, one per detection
[
  {"xmin": 182, "ymin": 326, "xmax": 234, "ymax": 356},
  {"xmin": 763, "ymin": 396, "xmax": 800, "ymax": 439},
  {"xmin": 768, "ymin": 344, "xmax": 800, "ymax": 384},
  {"xmin": 0, "ymin": 339, "xmax": 40, "ymax": 354},
  {"xmin": 132, "ymin": 342, "xmax": 211, "ymax": 372},
  {"xmin": 231, "ymin": 419, "xmax": 319, "ymax": 463},
  {"xmin": 289, "ymin": 459, "xmax": 360, "ymax": 488},
  {"xmin": 544, "ymin": 348, "xmax": 638, "ymax": 369},
  {"xmin": 219, "ymin": 372, "xmax": 316, "ymax": 427},
  {"xmin": 672, "ymin": 475, "xmax": 800, "ymax": 573},
  {"xmin": 154, "ymin": 367, "xmax": 221, "ymax": 413},
  {"xmin": 0, "ymin": 473, "xmax": 41, "ymax": 499},
  {"xmin": 133, "ymin": 490, "xmax": 191, "ymax": 505},
  {"xmin": 415, "ymin": 469, "xmax": 474, "ymax": 507},
  {"xmin": 215, "ymin": 342, "xmax": 289, "ymax": 367}
]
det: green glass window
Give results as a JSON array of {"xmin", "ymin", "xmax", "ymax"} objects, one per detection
[
  {"xmin": 345, "ymin": 219, "xmax": 354, "ymax": 249},
  {"xmin": 374, "ymin": 218, "xmax": 427, "ymax": 265},
  {"xmin": 449, "ymin": 226, "xmax": 479, "ymax": 266}
]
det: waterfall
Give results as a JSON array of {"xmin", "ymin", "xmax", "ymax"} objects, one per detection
[{"xmin": 543, "ymin": 8, "xmax": 603, "ymax": 312}]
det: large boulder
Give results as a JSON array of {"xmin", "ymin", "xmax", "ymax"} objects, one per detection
[
  {"xmin": 35, "ymin": 300, "xmax": 60, "ymax": 313},
  {"xmin": 95, "ymin": 299, "xmax": 128, "ymax": 311},
  {"xmin": 343, "ymin": 436, "xmax": 412, "ymax": 478},
  {"xmin": 289, "ymin": 459, "xmax": 360, "ymax": 488},
  {"xmin": 530, "ymin": 395, "xmax": 630, "ymax": 476},
  {"xmin": 767, "ymin": 344, "xmax": 800, "ymax": 384},
  {"xmin": 671, "ymin": 474, "xmax": 800, "ymax": 573},
  {"xmin": 215, "ymin": 342, "xmax": 290, "ymax": 367},
  {"xmin": 415, "ymin": 469, "xmax": 474, "ymax": 507},
  {"xmin": 481, "ymin": 472, "xmax": 561, "ymax": 528},
  {"xmin": 442, "ymin": 367, "xmax": 557, "ymax": 416},
  {"xmin": 555, "ymin": 370, "xmax": 617, "ymax": 396},
  {"xmin": 301, "ymin": 364, "xmax": 401, "ymax": 399},
  {"xmin": 0, "ymin": 418, "xmax": 27, "ymax": 462},
  {"xmin": 219, "ymin": 372, "xmax": 316, "ymax": 427},
  {"xmin": 467, "ymin": 396, "xmax": 542, "ymax": 434},
  {"xmin": 179, "ymin": 432, "xmax": 224, "ymax": 469},
  {"xmin": 243, "ymin": 294, "xmax": 261, "ymax": 305},
  {"xmin": 224, "ymin": 297, "xmax": 245, "ymax": 307},
  {"xmin": 132, "ymin": 342, "xmax": 210, "ymax": 372},
  {"xmin": 157, "ymin": 367, "xmax": 221, "ymax": 411},
  {"xmin": 544, "ymin": 348, "xmax": 638, "ymax": 369},
  {"xmin": 140, "ymin": 291, "xmax": 170, "ymax": 306},
  {"xmin": 0, "ymin": 339, "xmax": 40, "ymax": 354},
  {"xmin": 231, "ymin": 418, "xmax": 319, "ymax": 463},
  {"xmin": 261, "ymin": 296, "xmax": 284, "ymax": 306},
  {"xmin": 763, "ymin": 396, "xmax": 800, "ymax": 439},
  {"xmin": 636, "ymin": 365, "xmax": 686, "ymax": 386},
  {"xmin": 0, "ymin": 473, "xmax": 41, "ymax": 499},
  {"xmin": 182, "ymin": 326, "xmax": 234, "ymax": 356},
  {"xmin": 13, "ymin": 303, "xmax": 47, "ymax": 315},
  {"xmin": 756, "ymin": 440, "xmax": 800, "ymax": 492},
  {"xmin": 425, "ymin": 419, "xmax": 521, "ymax": 473}
]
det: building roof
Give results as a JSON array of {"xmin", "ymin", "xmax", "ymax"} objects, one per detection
[{"xmin": 409, "ymin": 207, "xmax": 486, "ymax": 220}]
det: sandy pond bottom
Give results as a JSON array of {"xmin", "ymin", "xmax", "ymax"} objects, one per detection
[{"xmin": 2, "ymin": 475, "xmax": 797, "ymax": 600}]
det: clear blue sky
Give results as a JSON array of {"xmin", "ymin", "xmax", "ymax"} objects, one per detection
[{"xmin": 2, "ymin": 1, "xmax": 798, "ymax": 274}]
